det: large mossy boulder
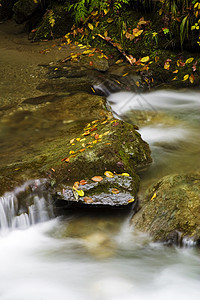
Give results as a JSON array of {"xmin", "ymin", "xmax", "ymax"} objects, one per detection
[
  {"xmin": 132, "ymin": 172, "xmax": 200, "ymax": 246},
  {"xmin": 0, "ymin": 0, "xmax": 17, "ymax": 21},
  {"xmin": 53, "ymin": 118, "xmax": 152, "ymax": 208}
]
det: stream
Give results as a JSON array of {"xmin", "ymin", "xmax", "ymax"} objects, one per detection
[
  {"xmin": 1, "ymin": 88, "xmax": 200, "ymax": 299},
  {"xmin": 1, "ymin": 20, "xmax": 200, "ymax": 300}
]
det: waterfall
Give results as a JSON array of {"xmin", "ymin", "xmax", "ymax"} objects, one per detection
[{"xmin": 0, "ymin": 179, "xmax": 54, "ymax": 235}]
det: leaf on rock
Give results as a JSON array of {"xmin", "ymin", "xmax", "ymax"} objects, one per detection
[
  {"xmin": 151, "ymin": 192, "xmax": 157, "ymax": 201},
  {"xmin": 121, "ymin": 173, "xmax": 130, "ymax": 177},
  {"xmin": 77, "ymin": 190, "xmax": 84, "ymax": 197},
  {"xmin": 112, "ymin": 188, "xmax": 120, "ymax": 194},
  {"xmin": 73, "ymin": 181, "xmax": 79, "ymax": 190},
  {"xmin": 104, "ymin": 171, "xmax": 114, "ymax": 178},
  {"xmin": 84, "ymin": 196, "xmax": 93, "ymax": 204},
  {"xmin": 91, "ymin": 176, "xmax": 103, "ymax": 182},
  {"xmin": 80, "ymin": 180, "xmax": 87, "ymax": 185},
  {"xmin": 128, "ymin": 198, "xmax": 135, "ymax": 203}
]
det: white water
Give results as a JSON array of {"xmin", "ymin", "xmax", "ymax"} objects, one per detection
[{"xmin": 1, "ymin": 90, "xmax": 200, "ymax": 299}]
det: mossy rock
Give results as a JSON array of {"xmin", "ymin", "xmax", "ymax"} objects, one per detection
[
  {"xmin": 132, "ymin": 172, "xmax": 200, "ymax": 246},
  {"xmin": 32, "ymin": 6, "xmax": 73, "ymax": 41},
  {"xmin": 13, "ymin": 0, "xmax": 40, "ymax": 23},
  {"xmin": 0, "ymin": 0, "xmax": 17, "ymax": 21}
]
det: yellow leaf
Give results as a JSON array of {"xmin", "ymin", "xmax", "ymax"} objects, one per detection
[
  {"xmin": 76, "ymin": 138, "xmax": 81, "ymax": 141},
  {"xmin": 102, "ymin": 131, "xmax": 110, "ymax": 136},
  {"xmin": 115, "ymin": 59, "xmax": 124, "ymax": 64},
  {"xmin": 82, "ymin": 50, "xmax": 93, "ymax": 54},
  {"xmin": 122, "ymin": 72, "xmax": 129, "ymax": 77},
  {"xmin": 104, "ymin": 31, "xmax": 108, "ymax": 37},
  {"xmin": 172, "ymin": 76, "xmax": 177, "ymax": 81},
  {"xmin": 173, "ymin": 69, "xmax": 179, "ymax": 74},
  {"xmin": 183, "ymin": 74, "xmax": 189, "ymax": 81},
  {"xmin": 104, "ymin": 171, "xmax": 114, "ymax": 178},
  {"xmin": 136, "ymin": 81, "xmax": 140, "ymax": 87},
  {"xmin": 104, "ymin": 9, "xmax": 109, "ymax": 15},
  {"xmin": 151, "ymin": 192, "xmax": 157, "ymax": 201},
  {"xmin": 185, "ymin": 57, "xmax": 194, "ymax": 64},
  {"xmin": 69, "ymin": 150, "xmax": 75, "ymax": 154},
  {"xmin": 107, "ymin": 18, "xmax": 114, "ymax": 23},
  {"xmin": 121, "ymin": 173, "xmax": 130, "ymax": 177},
  {"xmin": 155, "ymin": 56, "xmax": 159, "ymax": 63},
  {"xmin": 88, "ymin": 23, "xmax": 94, "ymax": 30},
  {"xmin": 96, "ymin": 21, "xmax": 99, "ymax": 27},
  {"xmin": 77, "ymin": 190, "xmax": 84, "ymax": 197},
  {"xmin": 91, "ymin": 11, "xmax": 98, "ymax": 16},
  {"xmin": 128, "ymin": 198, "xmax": 135, "ymax": 203},
  {"xmin": 141, "ymin": 56, "xmax": 150, "ymax": 63},
  {"xmin": 112, "ymin": 188, "xmax": 120, "ymax": 194}
]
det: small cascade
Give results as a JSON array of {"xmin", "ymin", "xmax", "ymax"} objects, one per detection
[{"xmin": 0, "ymin": 179, "xmax": 54, "ymax": 235}]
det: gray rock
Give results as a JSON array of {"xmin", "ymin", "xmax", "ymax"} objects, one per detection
[{"xmin": 13, "ymin": 0, "xmax": 40, "ymax": 24}]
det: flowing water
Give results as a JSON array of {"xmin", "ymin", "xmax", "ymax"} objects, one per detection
[
  {"xmin": 1, "ymin": 85, "xmax": 200, "ymax": 298},
  {"xmin": 1, "ymin": 20, "xmax": 200, "ymax": 300}
]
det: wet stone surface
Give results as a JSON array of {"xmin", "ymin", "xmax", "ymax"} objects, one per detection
[{"xmin": 55, "ymin": 175, "xmax": 136, "ymax": 208}]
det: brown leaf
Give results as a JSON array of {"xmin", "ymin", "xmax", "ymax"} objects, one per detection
[
  {"xmin": 73, "ymin": 181, "xmax": 79, "ymax": 189},
  {"xmin": 79, "ymin": 148, "xmax": 86, "ymax": 152},
  {"xmin": 80, "ymin": 180, "xmax": 87, "ymax": 185},
  {"xmin": 91, "ymin": 176, "xmax": 103, "ymax": 182},
  {"xmin": 94, "ymin": 133, "xmax": 99, "ymax": 140},
  {"xmin": 84, "ymin": 196, "xmax": 93, "ymax": 204}
]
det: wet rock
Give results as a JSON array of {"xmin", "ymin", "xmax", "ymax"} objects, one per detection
[
  {"xmin": 13, "ymin": 0, "xmax": 40, "ymax": 24},
  {"xmin": 0, "ymin": 0, "xmax": 17, "ymax": 21},
  {"xmin": 80, "ymin": 53, "xmax": 109, "ymax": 72},
  {"xmin": 132, "ymin": 172, "xmax": 200, "ymax": 246},
  {"xmin": 37, "ymin": 77, "xmax": 93, "ymax": 94},
  {"xmin": 55, "ymin": 175, "xmax": 137, "ymax": 209}
]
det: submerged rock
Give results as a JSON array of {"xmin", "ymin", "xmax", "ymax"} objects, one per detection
[{"xmin": 132, "ymin": 172, "xmax": 200, "ymax": 246}]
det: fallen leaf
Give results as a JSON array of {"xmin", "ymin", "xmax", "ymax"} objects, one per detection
[
  {"xmin": 94, "ymin": 133, "xmax": 99, "ymax": 140},
  {"xmin": 128, "ymin": 198, "xmax": 135, "ymax": 203},
  {"xmin": 91, "ymin": 176, "xmax": 103, "ymax": 182},
  {"xmin": 102, "ymin": 131, "xmax": 110, "ymax": 136},
  {"xmin": 183, "ymin": 74, "xmax": 189, "ymax": 81},
  {"xmin": 70, "ymin": 138, "xmax": 75, "ymax": 144},
  {"xmin": 73, "ymin": 181, "xmax": 79, "ymax": 190},
  {"xmin": 69, "ymin": 150, "xmax": 75, "ymax": 154},
  {"xmin": 104, "ymin": 171, "xmax": 114, "ymax": 178},
  {"xmin": 121, "ymin": 173, "xmax": 130, "ymax": 176},
  {"xmin": 79, "ymin": 148, "xmax": 86, "ymax": 152},
  {"xmin": 77, "ymin": 190, "xmax": 84, "ymax": 197},
  {"xmin": 151, "ymin": 192, "xmax": 157, "ymax": 201},
  {"xmin": 173, "ymin": 69, "xmax": 179, "ymax": 74},
  {"xmin": 51, "ymin": 168, "xmax": 55, "ymax": 172},
  {"xmin": 107, "ymin": 18, "xmax": 114, "ymax": 23},
  {"xmin": 76, "ymin": 138, "xmax": 81, "ymax": 141},
  {"xmin": 115, "ymin": 59, "xmax": 124, "ymax": 64},
  {"xmin": 84, "ymin": 196, "xmax": 93, "ymax": 204},
  {"xmin": 185, "ymin": 57, "xmax": 194, "ymax": 64},
  {"xmin": 80, "ymin": 180, "xmax": 87, "ymax": 185},
  {"xmin": 189, "ymin": 74, "xmax": 195, "ymax": 84},
  {"xmin": 113, "ymin": 122, "xmax": 119, "ymax": 126},
  {"xmin": 141, "ymin": 56, "xmax": 150, "ymax": 63},
  {"xmin": 88, "ymin": 23, "xmax": 94, "ymax": 30},
  {"xmin": 112, "ymin": 188, "xmax": 120, "ymax": 194}
]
